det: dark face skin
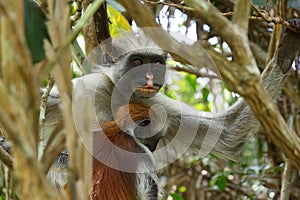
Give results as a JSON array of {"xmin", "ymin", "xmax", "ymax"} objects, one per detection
[
  {"xmin": 108, "ymin": 54, "xmax": 166, "ymax": 152},
  {"xmin": 115, "ymin": 53, "xmax": 167, "ymax": 99}
]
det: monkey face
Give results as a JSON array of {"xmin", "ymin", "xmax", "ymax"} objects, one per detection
[
  {"xmin": 129, "ymin": 53, "xmax": 166, "ymax": 98},
  {"xmin": 115, "ymin": 53, "xmax": 167, "ymax": 99}
]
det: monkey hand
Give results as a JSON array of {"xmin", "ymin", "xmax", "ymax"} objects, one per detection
[{"xmin": 276, "ymin": 18, "xmax": 300, "ymax": 73}]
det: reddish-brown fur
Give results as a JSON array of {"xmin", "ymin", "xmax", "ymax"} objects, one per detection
[
  {"xmin": 92, "ymin": 104, "xmax": 151, "ymax": 200},
  {"xmin": 59, "ymin": 104, "xmax": 151, "ymax": 200}
]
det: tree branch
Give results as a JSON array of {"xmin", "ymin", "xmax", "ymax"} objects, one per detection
[
  {"xmin": 34, "ymin": 0, "xmax": 105, "ymax": 83},
  {"xmin": 232, "ymin": 0, "xmax": 250, "ymax": 32},
  {"xmin": 118, "ymin": 0, "xmax": 300, "ymax": 169},
  {"xmin": 185, "ymin": 0, "xmax": 258, "ymax": 73},
  {"xmin": 71, "ymin": 40, "xmax": 90, "ymax": 74},
  {"xmin": 251, "ymin": 3, "xmax": 299, "ymax": 32}
]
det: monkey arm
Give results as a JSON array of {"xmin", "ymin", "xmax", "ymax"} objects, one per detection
[
  {"xmin": 153, "ymin": 64, "xmax": 280, "ymax": 161},
  {"xmin": 156, "ymin": 21, "xmax": 300, "ymax": 160}
]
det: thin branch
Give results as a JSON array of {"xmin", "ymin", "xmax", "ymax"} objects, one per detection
[
  {"xmin": 280, "ymin": 116, "xmax": 297, "ymax": 200},
  {"xmin": 249, "ymin": 42, "xmax": 268, "ymax": 67},
  {"xmin": 0, "ymin": 0, "xmax": 40, "ymax": 144},
  {"xmin": 185, "ymin": 0, "xmax": 257, "ymax": 70},
  {"xmin": 145, "ymin": 0, "xmax": 296, "ymax": 32},
  {"xmin": 0, "ymin": 84, "xmax": 33, "ymax": 153},
  {"xmin": 232, "ymin": 0, "xmax": 250, "ymax": 32},
  {"xmin": 144, "ymin": 0, "xmax": 195, "ymax": 12},
  {"xmin": 41, "ymin": 128, "xmax": 66, "ymax": 174},
  {"xmin": 251, "ymin": 3, "xmax": 299, "ymax": 32},
  {"xmin": 34, "ymin": 0, "xmax": 105, "ymax": 83},
  {"xmin": 38, "ymin": 76, "xmax": 55, "ymax": 160},
  {"xmin": 82, "ymin": 0, "xmax": 99, "ymax": 54},
  {"xmin": 39, "ymin": 76, "xmax": 55, "ymax": 125},
  {"xmin": 171, "ymin": 65, "xmax": 220, "ymax": 79},
  {"xmin": 71, "ymin": 40, "xmax": 90, "ymax": 74},
  {"xmin": 44, "ymin": 1, "xmax": 94, "ymax": 198},
  {"xmin": 280, "ymin": 158, "xmax": 296, "ymax": 199}
]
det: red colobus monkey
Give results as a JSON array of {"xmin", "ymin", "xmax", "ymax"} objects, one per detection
[{"xmin": 45, "ymin": 19, "xmax": 300, "ymax": 194}]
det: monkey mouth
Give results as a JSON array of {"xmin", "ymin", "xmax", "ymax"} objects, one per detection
[{"xmin": 135, "ymin": 85, "xmax": 160, "ymax": 98}]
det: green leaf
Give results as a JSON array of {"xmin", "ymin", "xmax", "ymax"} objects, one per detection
[
  {"xmin": 169, "ymin": 193, "xmax": 185, "ymax": 200},
  {"xmin": 202, "ymin": 87, "xmax": 210, "ymax": 102},
  {"xmin": 178, "ymin": 186, "xmax": 187, "ymax": 193},
  {"xmin": 179, "ymin": 73, "xmax": 198, "ymax": 106},
  {"xmin": 107, "ymin": 5, "xmax": 131, "ymax": 37},
  {"xmin": 210, "ymin": 174, "xmax": 219, "ymax": 187},
  {"xmin": 162, "ymin": 85, "xmax": 177, "ymax": 99},
  {"xmin": 24, "ymin": 0, "xmax": 49, "ymax": 63},
  {"xmin": 184, "ymin": 74, "xmax": 197, "ymax": 92},
  {"xmin": 217, "ymin": 174, "xmax": 227, "ymax": 191},
  {"xmin": 210, "ymin": 173, "xmax": 227, "ymax": 191},
  {"xmin": 274, "ymin": 163, "xmax": 284, "ymax": 173}
]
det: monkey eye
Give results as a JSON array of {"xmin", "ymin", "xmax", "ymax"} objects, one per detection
[
  {"xmin": 137, "ymin": 119, "xmax": 151, "ymax": 127},
  {"xmin": 132, "ymin": 58, "xmax": 143, "ymax": 66}
]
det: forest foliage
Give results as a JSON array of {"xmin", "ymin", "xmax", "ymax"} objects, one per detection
[{"xmin": 0, "ymin": 0, "xmax": 299, "ymax": 199}]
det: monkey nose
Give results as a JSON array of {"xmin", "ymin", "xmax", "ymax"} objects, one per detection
[{"xmin": 146, "ymin": 73, "xmax": 154, "ymax": 87}]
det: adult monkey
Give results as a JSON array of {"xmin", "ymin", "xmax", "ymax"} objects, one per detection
[{"xmin": 45, "ymin": 20, "xmax": 300, "ymax": 186}]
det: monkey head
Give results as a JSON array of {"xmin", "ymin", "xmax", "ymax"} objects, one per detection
[
  {"xmin": 126, "ymin": 53, "xmax": 166, "ymax": 98},
  {"xmin": 108, "ymin": 51, "xmax": 167, "ymax": 99},
  {"xmin": 89, "ymin": 31, "xmax": 168, "ymax": 99}
]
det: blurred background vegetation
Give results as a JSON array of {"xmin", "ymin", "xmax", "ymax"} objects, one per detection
[{"xmin": 0, "ymin": 0, "xmax": 299, "ymax": 199}]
